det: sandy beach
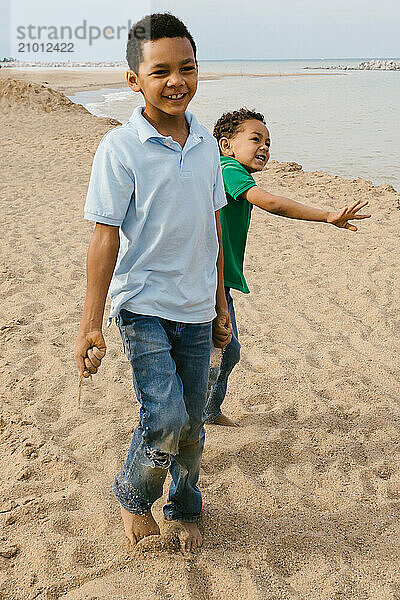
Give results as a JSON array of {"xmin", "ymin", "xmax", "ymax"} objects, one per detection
[
  {"xmin": 0, "ymin": 67, "xmax": 338, "ymax": 93},
  {"xmin": 1, "ymin": 72, "xmax": 400, "ymax": 600}
]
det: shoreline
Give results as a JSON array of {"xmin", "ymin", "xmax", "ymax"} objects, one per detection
[
  {"xmin": 1, "ymin": 71, "xmax": 398, "ymax": 191},
  {"xmin": 0, "ymin": 67, "xmax": 341, "ymax": 94},
  {"xmin": 1, "ymin": 73, "xmax": 397, "ymax": 192}
]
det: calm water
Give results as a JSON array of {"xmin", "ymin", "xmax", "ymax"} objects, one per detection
[{"xmin": 69, "ymin": 60, "xmax": 400, "ymax": 189}]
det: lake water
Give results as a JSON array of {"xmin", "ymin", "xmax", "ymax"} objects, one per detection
[{"xmin": 69, "ymin": 59, "xmax": 400, "ymax": 190}]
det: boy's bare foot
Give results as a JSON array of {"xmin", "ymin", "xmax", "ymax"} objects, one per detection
[
  {"xmin": 211, "ymin": 413, "xmax": 240, "ymax": 427},
  {"xmin": 177, "ymin": 521, "xmax": 203, "ymax": 553},
  {"xmin": 120, "ymin": 506, "xmax": 160, "ymax": 547}
]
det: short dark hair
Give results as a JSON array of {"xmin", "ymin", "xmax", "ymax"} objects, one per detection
[
  {"xmin": 213, "ymin": 108, "xmax": 266, "ymax": 150},
  {"xmin": 126, "ymin": 13, "xmax": 197, "ymax": 72}
]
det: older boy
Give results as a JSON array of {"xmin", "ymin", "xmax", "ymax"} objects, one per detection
[
  {"xmin": 205, "ymin": 108, "xmax": 371, "ymax": 426},
  {"xmin": 75, "ymin": 13, "xmax": 231, "ymax": 552}
]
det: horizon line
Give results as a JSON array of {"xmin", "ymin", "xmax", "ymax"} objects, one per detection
[{"xmin": 198, "ymin": 56, "xmax": 400, "ymax": 61}]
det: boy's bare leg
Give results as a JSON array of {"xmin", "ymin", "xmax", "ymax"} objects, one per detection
[
  {"xmin": 177, "ymin": 521, "xmax": 203, "ymax": 553},
  {"xmin": 120, "ymin": 506, "xmax": 160, "ymax": 547},
  {"xmin": 211, "ymin": 413, "xmax": 240, "ymax": 427}
]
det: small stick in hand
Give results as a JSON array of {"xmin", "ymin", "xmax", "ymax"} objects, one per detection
[
  {"xmin": 77, "ymin": 374, "xmax": 83, "ymax": 409},
  {"xmin": 77, "ymin": 351, "xmax": 96, "ymax": 409},
  {"xmin": 76, "ymin": 346, "xmax": 105, "ymax": 409},
  {"xmin": 77, "ymin": 371, "xmax": 91, "ymax": 409}
]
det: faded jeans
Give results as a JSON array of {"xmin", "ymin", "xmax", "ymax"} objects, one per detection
[
  {"xmin": 112, "ymin": 309, "xmax": 212, "ymax": 522},
  {"xmin": 205, "ymin": 288, "xmax": 241, "ymax": 422}
]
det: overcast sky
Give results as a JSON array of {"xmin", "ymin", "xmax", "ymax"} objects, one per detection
[{"xmin": 1, "ymin": 0, "xmax": 399, "ymax": 61}]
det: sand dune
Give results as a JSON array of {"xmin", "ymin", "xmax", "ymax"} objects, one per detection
[
  {"xmin": 1, "ymin": 78, "xmax": 400, "ymax": 600},
  {"xmin": 0, "ymin": 79, "xmax": 86, "ymax": 114}
]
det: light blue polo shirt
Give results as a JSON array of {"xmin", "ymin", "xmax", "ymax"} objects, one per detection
[{"xmin": 84, "ymin": 106, "xmax": 227, "ymax": 324}]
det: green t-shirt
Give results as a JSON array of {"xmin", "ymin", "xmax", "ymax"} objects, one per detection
[{"xmin": 220, "ymin": 156, "xmax": 257, "ymax": 293}]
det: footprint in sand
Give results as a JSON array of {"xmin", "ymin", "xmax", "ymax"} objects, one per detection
[
  {"xmin": 134, "ymin": 533, "xmax": 180, "ymax": 555},
  {"xmin": 69, "ymin": 540, "xmax": 102, "ymax": 568},
  {"xmin": 304, "ymin": 352, "xmax": 322, "ymax": 369},
  {"xmin": 51, "ymin": 515, "xmax": 80, "ymax": 536},
  {"xmin": 35, "ymin": 404, "xmax": 61, "ymax": 424}
]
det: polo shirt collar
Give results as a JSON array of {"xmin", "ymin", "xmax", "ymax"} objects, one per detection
[{"xmin": 130, "ymin": 106, "xmax": 204, "ymax": 145}]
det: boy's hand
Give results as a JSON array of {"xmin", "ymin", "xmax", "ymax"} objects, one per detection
[
  {"xmin": 212, "ymin": 311, "xmax": 232, "ymax": 349},
  {"xmin": 75, "ymin": 329, "xmax": 106, "ymax": 377},
  {"xmin": 327, "ymin": 200, "xmax": 371, "ymax": 231}
]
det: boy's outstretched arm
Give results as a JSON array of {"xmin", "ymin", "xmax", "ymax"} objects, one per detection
[
  {"xmin": 213, "ymin": 211, "xmax": 232, "ymax": 349},
  {"xmin": 244, "ymin": 186, "xmax": 371, "ymax": 231},
  {"xmin": 75, "ymin": 223, "xmax": 120, "ymax": 377}
]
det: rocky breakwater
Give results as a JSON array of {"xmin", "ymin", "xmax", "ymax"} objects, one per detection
[
  {"xmin": 0, "ymin": 60, "xmax": 128, "ymax": 68},
  {"xmin": 346, "ymin": 59, "xmax": 399, "ymax": 70},
  {"xmin": 305, "ymin": 59, "xmax": 400, "ymax": 71}
]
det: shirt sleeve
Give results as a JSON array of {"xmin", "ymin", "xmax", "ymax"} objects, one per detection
[
  {"xmin": 212, "ymin": 161, "xmax": 228, "ymax": 212},
  {"xmin": 222, "ymin": 162, "xmax": 256, "ymax": 201},
  {"xmin": 84, "ymin": 132, "xmax": 135, "ymax": 226}
]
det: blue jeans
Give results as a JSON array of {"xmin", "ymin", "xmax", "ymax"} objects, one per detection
[
  {"xmin": 112, "ymin": 309, "xmax": 212, "ymax": 522},
  {"xmin": 205, "ymin": 288, "xmax": 241, "ymax": 422}
]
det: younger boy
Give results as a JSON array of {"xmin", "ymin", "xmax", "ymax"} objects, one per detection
[
  {"xmin": 205, "ymin": 108, "xmax": 371, "ymax": 427},
  {"xmin": 75, "ymin": 13, "xmax": 231, "ymax": 552}
]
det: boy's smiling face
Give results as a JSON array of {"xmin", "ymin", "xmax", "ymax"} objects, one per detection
[
  {"xmin": 220, "ymin": 119, "xmax": 271, "ymax": 173},
  {"xmin": 127, "ymin": 37, "xmax": 198, "ymax": 121}
]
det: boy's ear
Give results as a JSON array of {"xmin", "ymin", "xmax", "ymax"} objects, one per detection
[
  {"xmin": 219, "ymin": 137, "xmax": 234, "ymax": 156},
  {"xmin": 126, "ymin": 70, "xmax": 141, "ymax": 93}
]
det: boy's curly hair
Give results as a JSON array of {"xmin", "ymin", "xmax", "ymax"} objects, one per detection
[
  {"xmin": 213, "ymin": 108, "xmax": 266, "ymax": 149},
  {"xmin": 126, "ymin": 13, "xmax": 197, "ymax": 72}
]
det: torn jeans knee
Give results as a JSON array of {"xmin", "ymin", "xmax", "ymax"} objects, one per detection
[
  {"xmin": 113, "ymin": 443, "xmax": 172, "ymax": 513},
  {"xmin": 144, "ymin": 445, "xmax": 172, "ymax": 469}
]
